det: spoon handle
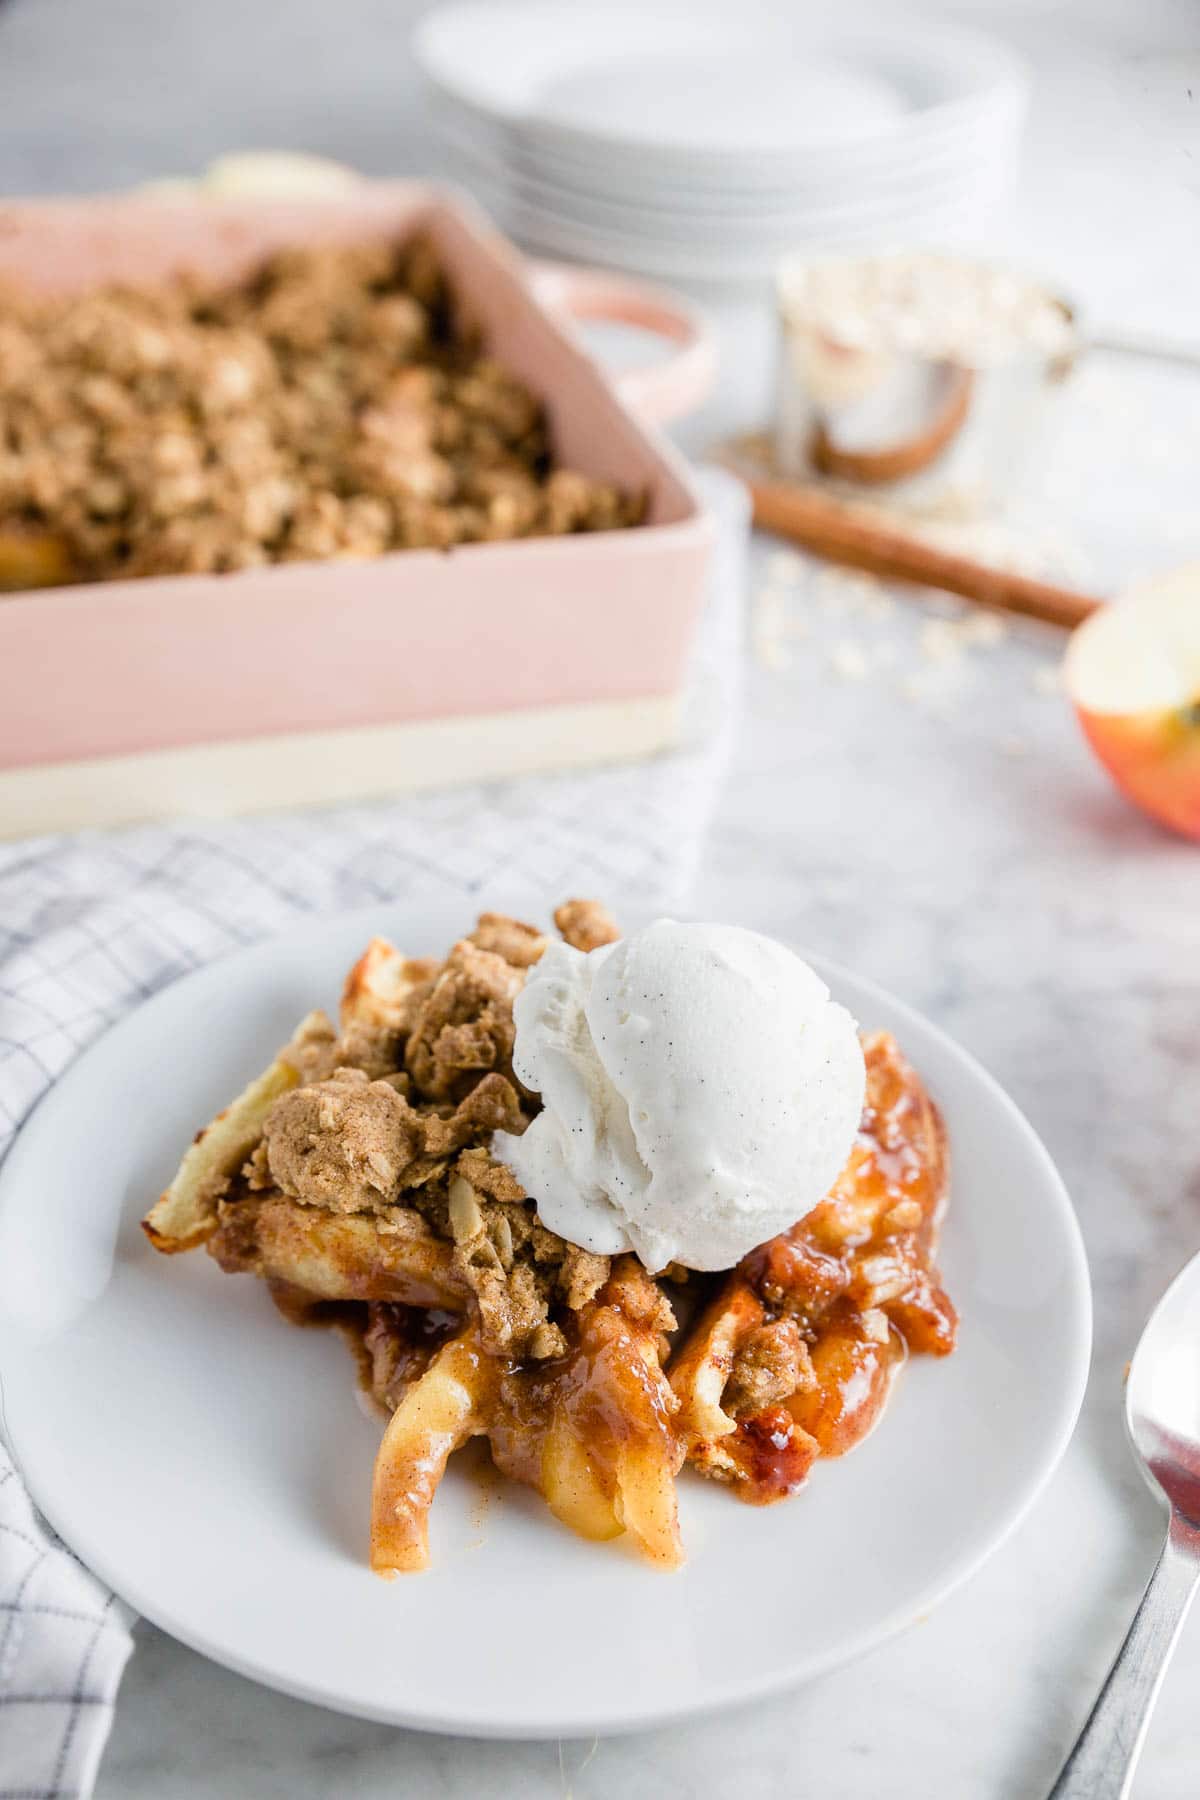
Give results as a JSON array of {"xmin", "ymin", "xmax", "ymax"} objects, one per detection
[{"xmin": 1049, "ymin": 1517, "xmax": 1200, "ymax": 1800}]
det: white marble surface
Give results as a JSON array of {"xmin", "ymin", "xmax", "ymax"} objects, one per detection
[
  {"xmin": 91, "ymin": 560, "xmax": 1200, "ymax": 1800},
  {"xmin": 79, "ymin": 564, "xmax": 1198, "ymax": 1800},
  {"xmin": 2, "ymin": 1, "xmax": 1198, "ymax": 1795}
]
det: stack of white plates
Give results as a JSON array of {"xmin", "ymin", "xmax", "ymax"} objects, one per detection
[{"xmin": 415, "ymin": 2, "xmax": 1029, "ymax": 287}]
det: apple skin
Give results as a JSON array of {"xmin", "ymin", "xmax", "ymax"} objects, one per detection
[{"xmin": 1075, "ymin": 701, "xmax": 1200, "ymax": 841}]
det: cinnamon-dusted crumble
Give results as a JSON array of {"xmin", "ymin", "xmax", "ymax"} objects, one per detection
[
  {"xmin": 553, "ymin": 897, "xmax": 620, "ymax": 953},
  {"xmin": 0, "ymin": 237, "xmax": 644, "ymax": 589},
  {"xmin": 403, "ymin": 939, "xmax": 524, "ymax": 1101},
  {"xmin": 197, "ymin": 904, "xmax": 631, "ymax": 1364},
  {"xmin": 260, "ymin": 1067, "xmax": 524, "ymax": 1214}
]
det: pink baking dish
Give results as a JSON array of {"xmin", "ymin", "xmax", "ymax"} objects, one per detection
[{"xmin": 0, "ymin": 182, "xmax": 716, "ymax": 837}]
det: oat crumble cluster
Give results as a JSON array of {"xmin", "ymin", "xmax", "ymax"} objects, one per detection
[
  {"xmin": 218, "ymin": 898, "xmax": 624, "ymax": 1363},
  {"xmin": 0, "ymin": 236, "xmax": 643, "ymax": 585}
]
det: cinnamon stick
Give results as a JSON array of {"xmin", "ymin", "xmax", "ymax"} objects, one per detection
[{"xmin": 744, "ymin": 472, "xmax": 1103, "ymax": 630}]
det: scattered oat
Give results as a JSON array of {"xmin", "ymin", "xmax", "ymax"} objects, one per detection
[
  {"xmin": 766, "ymin": 547, "xmax": 806, "ymax": 585},
  {"xmin": 960, "ymin": 611, "xmax": 1008, "ymax": 649},
  {"xmin": 902, "ymin": 663, "xmax": 966, "ymax": 711},
  {"xmin": 752, "ymin": 586, "xmax": 793, "ymax": 670},
  {"xmin": 812, "ymin": 566, "xmax": 892, "ymax": 617},
  {"xmin": 830, "ymin": 640, "xmax": 871, "ymax": 681},
  {"xmin": 914, "ymin": 486, "xmax": 989, "ymax": 524},
  {"xmin": 919, "ymin": 618, "xmax": 966, "ymax": 664},
  {"xmin": 755, "ymin": 584, "xmax": 797, "ymax": 618},
  {"xmin": 756, "ymin": 638, "xmax": 792, "ymax": 672},
  {"xmin": 813, "ymin": 568, "xmax": 852, "ymax": 614},
  {"xmin": 777, "ymin": 251, "xmax": 1074, "ymax": 367},
  {"xmin": 753, "ymin": 585, "xmax": 785, "ymax": 623},
  {"xmin": 918, "ymin": 607, "xmax": 1009, "ymax": 665}
]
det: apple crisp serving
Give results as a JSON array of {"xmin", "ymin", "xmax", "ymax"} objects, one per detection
[
  {"xmin": 0, "ymin": 238, "xmax": 643, "ymax": 589},
  {"xmin": 143, "ymin": 900, "xmax": 957, "ymax": 1571}
]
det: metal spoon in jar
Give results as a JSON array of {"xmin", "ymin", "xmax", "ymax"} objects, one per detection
[{"xmin": 1050, "ymin": 1252, "xmax": 1200, "ymax": 1799}]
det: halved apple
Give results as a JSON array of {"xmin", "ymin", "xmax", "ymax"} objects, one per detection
[{"xmin": 1065, "ymin": 566, "xmax": 1200, "ymax": 841}]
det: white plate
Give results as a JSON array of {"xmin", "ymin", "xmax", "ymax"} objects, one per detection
[
  {"xmin": 497, "ymin": 108, "xmax": 1025, "ymax": 222},
  {"xmin": 462, "ymin": 147, "xmax": 1016, "ymax": 246},
  {"xmin": 530, "ymin": 50, "xmax": 906, "ymax": 154},
  {"xmin": 469, "ymin": 188, "xmax": 1003, "ymax": 286},
  {"xmin": 415, "ymin": 3, "xmax": 1026, "ymax": 170},
  {"xmin": 0, "ymin": 898, "xmax": 1091, "ymax": 1737},
  {"xmin": 434, "ymin": 78, "xmax": 1024, "ymax": 198}
]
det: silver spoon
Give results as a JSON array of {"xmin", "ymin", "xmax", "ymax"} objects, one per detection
[{"xmin": 1051, "ymin": 1251, "xmax": 1200, "ymax": 1799}]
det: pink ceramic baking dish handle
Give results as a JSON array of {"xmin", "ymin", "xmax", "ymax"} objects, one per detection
[{"xmin": 529, "ymin": 260, "xmax": 714, "ymax": 427}]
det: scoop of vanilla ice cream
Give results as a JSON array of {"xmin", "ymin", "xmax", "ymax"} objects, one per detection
[{"xmin": 493, "ymin": 919, "xmax": 865, "ymax": 1272}]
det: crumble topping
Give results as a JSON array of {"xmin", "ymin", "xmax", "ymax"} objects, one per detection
[
  {"xmin": 264, "ymin": 1068, "xmax": 427, "ymax": 1212},
  {"xmin": 261, "ymin": 1067, "xmax": 524, "ymax": 1214},
  {"xmin": 553, "ymin": 897, "xmax": 620, "ymax": 953},
  {"xmin": 722, "ymin": 1317, "xmax": 815, "ymax": 1418},
  {"xmin": 0, "ymin": 237, "xmax": 643, "ymax": 588},
  {"xmin": 468, "ymin": 911, "xmax": 549, "ymax": 968},
  {"xmin": 404, "ymin": 939, "xmax": 523, "ymax": 1100},
  {"xmin": 217, "ymin": 905, "xmax": 621, "ymax": 1359}
]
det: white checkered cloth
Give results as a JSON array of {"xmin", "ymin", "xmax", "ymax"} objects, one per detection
[
  {"xmin": 0, "ymin": 468, "xmax": 746, "ymax": 1798},
  {"xmin": 0, "ymin": 1470, "xmax": 134, "ymax": 1800}
]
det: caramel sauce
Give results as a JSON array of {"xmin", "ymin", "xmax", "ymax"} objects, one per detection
[
  {"xmin": 788, "ymin": 1303, "xmax": 907, "ymax": 1457},
  {"xmin": 350, "ymin": 1262, "xmax": 680, "ymax": 1558},
  {"xmin": 489, "ymin": 1301, "xmax": 679, "ymax": 1502},
  {"xmin": 267, "ymin": 1277, "xmax": 362, "ymax": 1331},
  {"xmin": 266, "ymin": 1282, "xmax": 466, "ymax": 1413},
  {"xmin": 731, "ymin": 1407, "xmax": 818, "ymax": 1502},
  {"xmin": 360, "ymin": 1303, "xmax": 462, "ymax": 1410},
  {"xmin": 718, "ymin": 1033, "xmax": 957, "ymax": 1502}
]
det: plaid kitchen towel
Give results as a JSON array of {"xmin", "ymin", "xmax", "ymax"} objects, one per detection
[
  {"xmin": 0, "ymin": 1464, "xmax": 136, "ymax": 1800},
  {"xmin": 0, "ymin": 468, "xmax": 746, "ymax": 1797}
]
